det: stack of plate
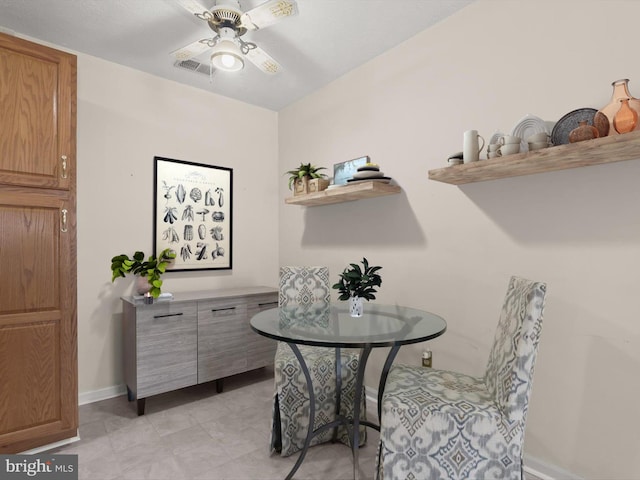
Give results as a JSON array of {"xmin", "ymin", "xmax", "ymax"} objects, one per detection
[{"xmin": 347, "ymin": 163, "xmax": 392, "ymax": 184}]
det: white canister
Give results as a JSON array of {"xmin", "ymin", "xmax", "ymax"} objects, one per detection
[{"xmin": 463, "ymin": 130, "xmax": 485, "ymax": 163}]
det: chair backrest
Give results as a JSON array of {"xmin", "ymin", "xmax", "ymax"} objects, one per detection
[
  {"xmin": 279, "ymin": 266, "xmax": 331, "ymax": 307},
  {"xmin": 484, "ymin": 276, "xmax": 547, "ymax": 423}
]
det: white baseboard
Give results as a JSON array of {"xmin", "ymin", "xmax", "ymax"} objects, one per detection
[
  {"xmin": 78, "ymin": 384, "xmax": 126, "ymax": 405},
  {"xmin": 364, "ymin": 386, "xmax": 583, "ymax": 480},
  {"xmin": 17, "ymin": 386, "xmax": 126, "ymax": 454},
  {"xmin": 20, "ymin": 434, "xmax": 80, "ymax": 454},
  {"xmin": 524, "ymin": 454, "xmax": 584, "ymax": 480}
]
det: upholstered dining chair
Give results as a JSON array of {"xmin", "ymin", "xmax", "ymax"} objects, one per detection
[
  {"xmin": 271, "ymin": 266, "xmax": 367, "ymax": 457},
  {"xmin": 378, "ymin": 276, "xmax": 547, "ymax": 480}
]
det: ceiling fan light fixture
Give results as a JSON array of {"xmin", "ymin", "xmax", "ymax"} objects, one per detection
[{"xmin": 210, "ymin": 39, "xmax": 244, "ymax": 72}]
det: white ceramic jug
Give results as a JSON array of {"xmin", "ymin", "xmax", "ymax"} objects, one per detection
[{"xmin": 463, "ymin": 130, "xmax": 485, "ymax": 163}]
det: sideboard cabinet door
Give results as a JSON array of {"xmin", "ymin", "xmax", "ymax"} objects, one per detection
[
  {"xmin": 197, "ymin": 297, "xmax": 248, "ymax": 383},
  {"xmin": 246, "ymin": 294, "xmax": 279, "ymax": 369},
  {"xmin": 133, "ymin": 302, "xmax": 198, "ymax": 399}
]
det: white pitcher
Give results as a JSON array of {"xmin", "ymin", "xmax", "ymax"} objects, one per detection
[{"xmin": 463, "ymin": 130, "xmax": 485, "ymax": 163}]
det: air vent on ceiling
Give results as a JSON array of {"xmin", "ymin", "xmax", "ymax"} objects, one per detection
[
  {"xmin": 173, "ymin": 59, "xmax": 210, "ymax": 76},
  {"xmin": 212, "ymin": 8, "xmax": 241, "ymax": 25}
]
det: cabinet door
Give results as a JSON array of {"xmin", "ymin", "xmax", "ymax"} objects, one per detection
[
  {"xmin": 0, "ymin": 187, "xmax": 77, "ymax": 453},
  {"xmin": 136, "ymin": 303, "xmax": 198, "ymax": 399},
  {"xmin": 197, "ymin": 298, "xmax": 247, "ymax": 383},
  {"xmin": 246, "ymin": 293, "xmax": 279, "ymax": 369},
  {"xmin": 0, "ymin": 33, "xmax": 76, "ymax": 190}
]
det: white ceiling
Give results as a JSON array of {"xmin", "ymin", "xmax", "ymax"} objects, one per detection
[{"xmin": 0, "ymin": 0, "xmax": 474, "ymax": 111}]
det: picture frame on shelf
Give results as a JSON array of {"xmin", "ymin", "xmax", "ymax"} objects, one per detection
[
  {"xmin": 154, "ymin": 156, "xmax": 232, "ymax": 271},
  {"xmin": 332, "ymin": 155, "xmax": 369, "ymax": 185}
]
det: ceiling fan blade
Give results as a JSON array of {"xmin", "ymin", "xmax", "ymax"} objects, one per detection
[
  {"xmin": 240, "ymin": 0, "xmax": 298, "ymax": 30},
  {"xmin": 171, "ymin": 38, "xmax": 213, "ymax": 61},
  {"xmin": 244, "ymin": 45, "xmax": 282, "ymax": 74},
  {"xmin": 176, "ymin": 0, "xmax": 210, "ymax": 17}
]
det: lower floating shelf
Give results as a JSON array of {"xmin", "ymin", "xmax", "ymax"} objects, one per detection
[{"xmin": 285, "ymin": 181, "xmax": 401, "ymax": 206}]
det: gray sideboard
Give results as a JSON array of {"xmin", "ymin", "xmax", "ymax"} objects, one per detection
[{"xmin": 122, "ymin": 286, "xmax": 278, "ymax": 415}]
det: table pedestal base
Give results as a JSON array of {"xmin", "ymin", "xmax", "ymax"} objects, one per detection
[{"xmin": 284, "ymin": 344, "xmax": 401, "ymax": 480}]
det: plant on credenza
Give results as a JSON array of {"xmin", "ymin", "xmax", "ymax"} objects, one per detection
[
  {"xmin": 285, "ymin": 162, "xmax": 329, "ymax": 195},
  {"xmin": 110, "ymin": 248, "xmax": 176, "ymax": 298},
  {"xmin": 332, "ymin": 257, "xmax": 382, "ymax": 317}
]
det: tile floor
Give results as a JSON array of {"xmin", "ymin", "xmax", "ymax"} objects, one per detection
[
  {"xmin": 49, "ymin": 367, "xmax": 380, "ymax": 480},
  {"xmin": 49, "ymin": 367, "xmax": 545, "ymax": 480}
]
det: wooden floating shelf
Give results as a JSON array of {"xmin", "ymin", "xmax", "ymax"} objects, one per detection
[
  {"xmin": 428, "ymin": 130, "xmax": 640, "ymax": 185},
  {"xmin": 285, "ymin": 181, "xmax": 401, "ymax": 206}
]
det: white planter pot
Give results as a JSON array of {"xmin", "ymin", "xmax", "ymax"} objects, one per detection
[
  {"xmin": 349, "ymin": 296, "xmax": 364, "ymax": 317},
  {"xmin": 135, "ymin": 275, "xmax": 151, "ymax": 295}
]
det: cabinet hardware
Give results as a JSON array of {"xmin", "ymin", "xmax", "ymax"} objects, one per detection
[
  {"xmin": 211, "ymin": 307, "xmax": 236, "ymax": 313},
  {"xmin": 61, "ymin": 155, "xmax": 68, "ymax": 179},
  {"xmin": 61, "ymin": 209, "xmax": 68, "ymax": 232},
  {"xmin": 153, "ymin": 312, "xmax": 184, "ymax": 319}
]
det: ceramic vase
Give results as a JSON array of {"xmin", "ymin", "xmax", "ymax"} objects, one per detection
[
  {"xmin": 596, "ymin": 79, "xmax": 640, "ymax": 135},
  {"xmin": 569, "ymin": 121, "xmax": 599, "ymax": 143},
  {"xmin": 614, "ymin": 98, "xmax": 638, "ymax": 133},
  {"xmin": 135, "ymin": 275, "xmax": 151, "ymax": 295},
  {"xmin": 349, "ymin": 296, "xmax": 364, "ymax": 317}
]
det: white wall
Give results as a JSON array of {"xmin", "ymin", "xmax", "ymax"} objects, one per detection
[
  {"xmin": 278, "ymin": 1, "xmax": 640, "ymax": 478},
  {"xmin": 76, "ymin": 55, "xmax": 279, "ymax": 396}
]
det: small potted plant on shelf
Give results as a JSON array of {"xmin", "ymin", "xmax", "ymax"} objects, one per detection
[
  {"xmin": 332, "ymin": 257, "xmax": 382, "ymax": 317},
  {"xmin": 110, "ymin": 248, "xmax": 176, "ymax": 299},
  {"xmin": 286, "ymin": 162, "xmax": 329, "ymax": 196}
]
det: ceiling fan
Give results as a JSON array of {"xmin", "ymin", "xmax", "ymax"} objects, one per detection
[{"xmin": 173, "ymin": 0, "xmax": 298, "ymax": 74}]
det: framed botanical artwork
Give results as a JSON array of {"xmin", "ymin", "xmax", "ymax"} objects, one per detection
[
  {"xmin": 332, "ymin": 155, "xmax": 370, "ymax": 185},
  {"xmin": 153, "ymin": 156, "xmax": 232, "ymax": 271}
]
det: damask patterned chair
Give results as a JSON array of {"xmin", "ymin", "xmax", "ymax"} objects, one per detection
[
  {"xmin": 271, "ymin": 266, "xmax": 367, "ymax": 457},
  {"xmin": 378, "ymin": 276, "xmax": 547, "ymax": 480}
]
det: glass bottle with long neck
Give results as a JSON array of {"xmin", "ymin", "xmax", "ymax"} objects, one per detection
[{"xmin": 597, "ymin": 79, "xmax": 640, "ymax": 135}]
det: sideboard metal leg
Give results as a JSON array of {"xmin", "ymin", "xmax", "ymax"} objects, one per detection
[{"xmin": 216, "ymin": 378, "xmax": 224, "ymax": 393}]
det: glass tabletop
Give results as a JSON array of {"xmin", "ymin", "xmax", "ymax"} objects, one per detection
[{"xmin": 250, "ymin": 303, "xmax": 447, "ymax": 348}]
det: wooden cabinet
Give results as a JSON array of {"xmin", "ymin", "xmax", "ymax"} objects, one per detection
[
  {"xmin": 0, "ymin": 33, "xmax": 77, "ymax": 454},
  {"xmin": 0, "ymin": 33, "xmax": 75, "ymax": 190},
  {"xmin": 122, "ymin": 287, "xmax": 278, "ymax": 415}
]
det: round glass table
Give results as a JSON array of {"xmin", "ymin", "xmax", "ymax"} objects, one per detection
[{"xmin": 251, "ymin": 303, "xmax": 447, "ymax": 480}]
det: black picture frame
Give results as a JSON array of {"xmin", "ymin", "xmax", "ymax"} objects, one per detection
[{"xmin": 154, "ymin": 156, "xmax": 232, "ymax": 271}]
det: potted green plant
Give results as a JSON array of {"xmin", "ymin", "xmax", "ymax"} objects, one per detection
[
  {"xmin": 285, "ymin": 162, "xmax": 329, "ymax": 195},
  {"xmin": 110, "ymin": 248, "xmax": 176, "ymax": 298},
  {"xmin": 332, "ymin": 257, "xmax": 382, "ymax": 317}
]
